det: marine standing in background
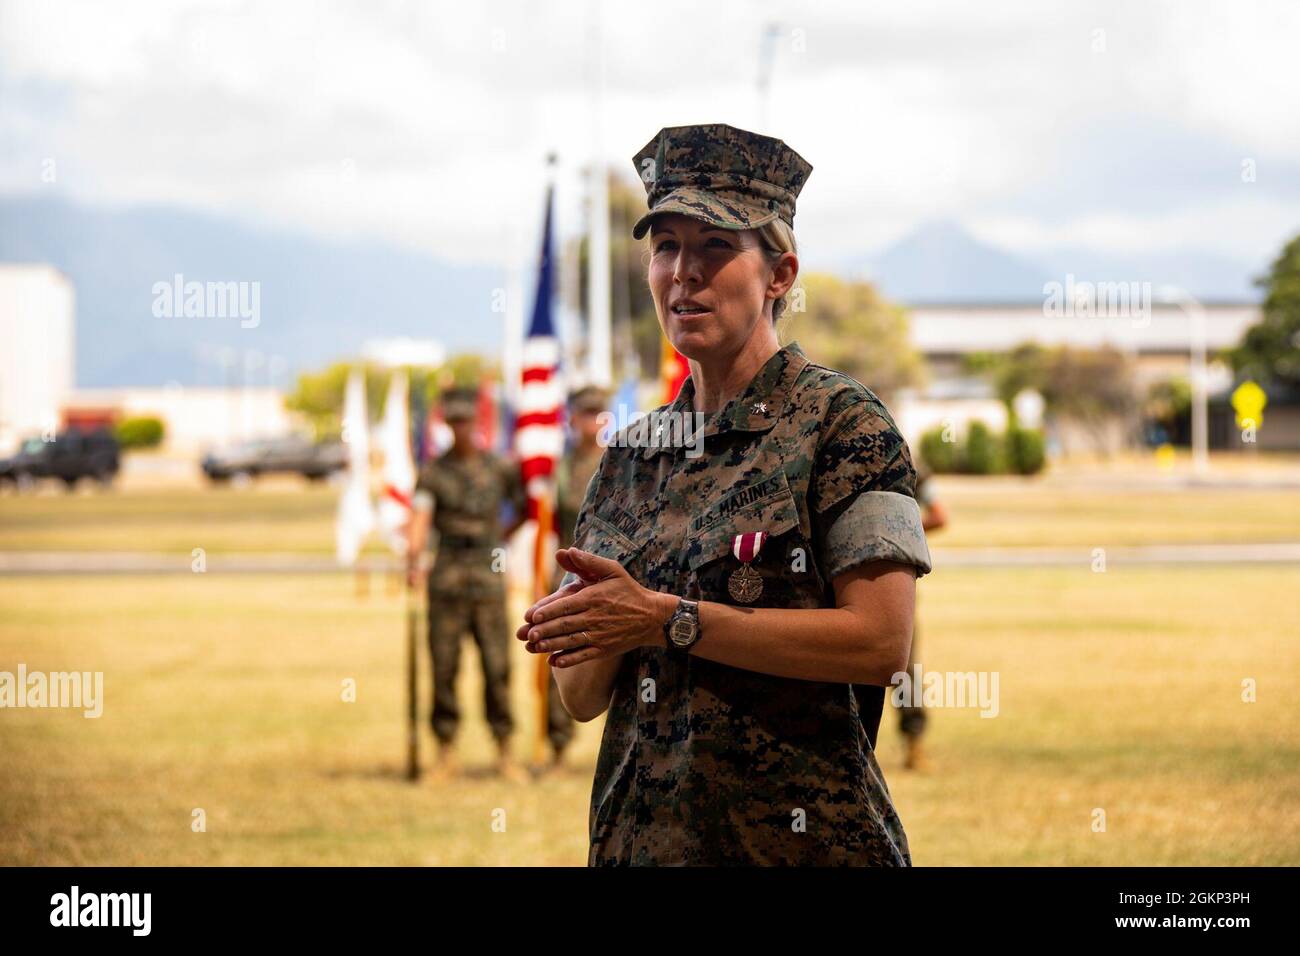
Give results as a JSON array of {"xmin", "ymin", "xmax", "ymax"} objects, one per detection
[
  {"xmin": 541, "ymin": 385, "xmax": 610, "ymax": 773},
  {"xmin": 893, "ymin": 463, "xmax": 949, "ymax": 771},
  {"xmin": 407, "ymin": 387, "xmax": 529, "ymax": 783}
]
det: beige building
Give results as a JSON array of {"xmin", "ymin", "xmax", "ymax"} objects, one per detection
[{"xmin": 66, "ymin": 386, "xmax": 300, "ymax": 455}]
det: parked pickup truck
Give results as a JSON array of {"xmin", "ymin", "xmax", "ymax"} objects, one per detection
[
  {"xmin": 201, "ymin": 435, "xmax": 347, "ymax": 483},
  {"xmin": 0, "ymin": 429, "xmax": 121, "ymax": 490}
]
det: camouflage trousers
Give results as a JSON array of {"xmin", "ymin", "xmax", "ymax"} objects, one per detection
[
  {"xmin": 426, "ymin": 590, "xmax": 514, "ymax": 744},
  {"xmin": 545, "ymin": 669, "xmax": 575, "ymax": 754},
  {"xmin": 544, "ymin": 569, "xmax": 575, "ymax": 753},
  {"xmin": 894, "ymin": 623, "xmax": 926, "ymax": 739}
]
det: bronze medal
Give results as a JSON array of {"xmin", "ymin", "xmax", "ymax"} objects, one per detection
[
  {"xmin": 727, "ymin": 531, "xmax": 768, "ymax": 604},
  {"xmin": 727, "ymin": 562, "xmax": 763, "ymax": 603}
]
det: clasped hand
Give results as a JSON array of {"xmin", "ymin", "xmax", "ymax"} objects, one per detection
[{"xmin": 516, "ymin": 548, "xmax": 673, "ymax": 667}]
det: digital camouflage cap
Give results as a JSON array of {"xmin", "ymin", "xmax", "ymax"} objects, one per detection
[
  {"xmin": 439, "ymin": 386, "xmax": 479, "ymax": 422},
  {"xmin": 568, "ymin": 385, "xmax": 610, "ymax": 413},
  {"xmin": 630, "ymin": 123, "xmax": 813, "ymax": 240}
]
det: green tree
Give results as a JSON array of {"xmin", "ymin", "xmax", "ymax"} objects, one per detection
[
  {"xmin": 1040, "ymin": 346, "xmax": 1136, "ymax": 427},
  {"xmin": 285, "ymin": 362, "xmax": 386, "ymax": 440},
  {"xmin": 1228, "ymin": 233, "xmax": 1300, "ymax": 387},
  {"xmin": 285, "ymin": 355, "xmax": 492, "ymax": 440},
  {"xmin": 966, "ymin": 343, "xmax": 1049, "ymax": 411},
  {"xmin": 966, "ymin": 343, "xmax": 1137, "ymax": 452},
  {"xmin": 791, "ymin": 274, "xmax": 925, "ymax": 403}
]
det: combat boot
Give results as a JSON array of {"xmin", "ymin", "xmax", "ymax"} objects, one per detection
[
  {"xmin": 903, "ymin": 736, "xmax": 930, "ymax": 772},
  {"xmin": 535, "ymin": 745, "xmax": 568, "ymax": 779},
  {"xmin": 495, "ymin": 742, "xmax": 529, "ymax": 785},
  {"xmin": 428, "ymin": 741, "xmax": 460, "ymax": 783}
]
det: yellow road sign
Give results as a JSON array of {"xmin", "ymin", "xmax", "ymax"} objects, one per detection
[{"xmin": 1231, "ymin": 380, "xmax": 1267, "ymax": 429}]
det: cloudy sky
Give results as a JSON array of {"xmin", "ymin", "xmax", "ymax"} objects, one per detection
[{"xmin": 3, "ymin": 0, "xmax": 1299, "ymax": 275}]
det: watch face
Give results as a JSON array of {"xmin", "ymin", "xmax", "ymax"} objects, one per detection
[{"xmin": 669, "ymin": 616, "xmax": 696, "ymax": 647}]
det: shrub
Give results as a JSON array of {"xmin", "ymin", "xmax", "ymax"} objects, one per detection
[
  {"xmin": 920, "ymin": 426, "xmax": 960, "ymax": 474},
  {"xmin": 1005, "ymin": 426, "xmax": 1047, "ymax": 475},
  {"xmin": 919, "ymin": 421, "xmax": 1047, "ymax": 475},
  {"xmin": 961, "ymin": 421, "xmax": 1003, "ymax": 474},
  {"xmin": 115, "ymin": 416, "xmax": 165, "ymax": 449}
]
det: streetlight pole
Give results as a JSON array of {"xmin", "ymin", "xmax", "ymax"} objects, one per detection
[{"xmin": 585, "ymin": 0, "xmax": 611, "ymax": 388}]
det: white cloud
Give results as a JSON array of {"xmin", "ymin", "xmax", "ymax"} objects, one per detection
[{"xmin": 2, "ymin": 0, "xmax": 1296, "ymax": 270}]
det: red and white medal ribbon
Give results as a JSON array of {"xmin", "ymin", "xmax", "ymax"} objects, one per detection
[
  {"xmin": 727, "ymin": 532, "xmax": 767, "ymax": 602},
  {"xmin": 731, "ymin": 531, "xmax": 768, "ymax": 564}
]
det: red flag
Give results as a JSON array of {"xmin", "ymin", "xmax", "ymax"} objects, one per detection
[{"xmin": 661, "ymin": 336, "xmax": 690, "ymax": 404}]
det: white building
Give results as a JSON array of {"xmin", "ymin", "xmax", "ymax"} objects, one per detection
[
  {"xmin": 66, "ymin": 386, "xmax": 300, "ymax": 455},
  {"xmin": 0, "ymin": 264, "xmax": 75, "ymax": 454}
]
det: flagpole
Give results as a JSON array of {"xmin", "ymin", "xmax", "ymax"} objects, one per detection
[
  {"xmin": 532, "ymin": 489, "xmax": 554, "ymax": 767},
  {"xmin": 378, "ymin": 368, "xmax": 420, "ymax": 783},
  {"xmin": 517, "ymin": 156, "xmax": 564, "ymax": 770},
  {"xmin": 586, "ymin": 0, "xmax": 612, "ymax": 388},
  {"xmin": 406, "ymin": 577, "xmax": 420, "ymax": 781},
  {"xmin": 536, "ymin": 155, "xmax": 558, "ymax": 768},
  {"xmin": 504, "ymin": 226, "xmax": 523, "ymax": 411}
]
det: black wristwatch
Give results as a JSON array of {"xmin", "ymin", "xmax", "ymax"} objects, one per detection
[{"xmin": 663, "ymin": 597, "xmax": 701, "ymax": 654}]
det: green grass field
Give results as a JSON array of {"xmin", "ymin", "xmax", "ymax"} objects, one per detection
[
  {"xmin": 1, "ymin": 479, "xmax": 1298, "ymax": 865},
  {"xmin": 1, "ymin": 564, "xmax": 1296, "ymax": 866}
]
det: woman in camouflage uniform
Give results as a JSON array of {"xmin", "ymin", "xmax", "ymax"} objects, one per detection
[{"xmin": 518, "ymin": 124, "xmax": 932, "ymax": 865}]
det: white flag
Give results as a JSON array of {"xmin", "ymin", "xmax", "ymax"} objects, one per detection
[
  {"xmin": 336, "ymin": 368, "xmax": 375, "ymax": 566},
  {"xmin": 377, "ymin": 371, "xmax": 415, "ymax": 555}
]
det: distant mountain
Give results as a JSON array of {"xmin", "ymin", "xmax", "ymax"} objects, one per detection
[
  {"xmin": 0, "ymin": 196, "xmax": 504, "ymax": 387},
  {"xmin": 847, "ymin": 219, "xmax": 1052, "ymax": 303},
  {"xmin": 3, "ymin": 198, "xmax": 1264, "ymax": 389},
  {"xmin": 844, "ymin": 219, "xmax": 1262, "ymax": 304}
]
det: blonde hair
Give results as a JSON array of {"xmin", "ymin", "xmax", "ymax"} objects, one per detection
[{"xmin": 756, "ymin": 218, "xmax": 798, "ymax": 325}]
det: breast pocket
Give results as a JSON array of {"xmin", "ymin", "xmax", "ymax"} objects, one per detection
[
  {"xmin": 574, "ymin": 512, "xmax": 650, "ymax": 577},
  {"xmin": 685, "ymin": 473, "xmax": 810, "ymax": 608}
]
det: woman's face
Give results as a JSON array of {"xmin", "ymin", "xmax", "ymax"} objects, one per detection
[{"xmin": 647, "ymin": 213, "xmax": 796, "ymax": 359}]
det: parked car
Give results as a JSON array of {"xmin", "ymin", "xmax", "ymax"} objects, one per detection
[
  {"xmin": 201, "ymin": 435, "xmax": 346, "ymax": 483},
  {"xmin": 0, "ymin": 429, "xmax": 120, "ymax": 490}
]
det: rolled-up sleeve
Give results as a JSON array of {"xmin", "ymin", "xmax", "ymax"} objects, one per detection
[{"xmin": 812, "ymin": 400, "xmax": 932, "ymax": 579}]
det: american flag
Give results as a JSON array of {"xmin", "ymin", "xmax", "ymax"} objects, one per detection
[
  {"xmin": 517, "ymin": 182, "xmax": 565, "ymax": 763},
  {"xmin": 515, "ymin": 184, "xmax": 564, "ymax": 521}
]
